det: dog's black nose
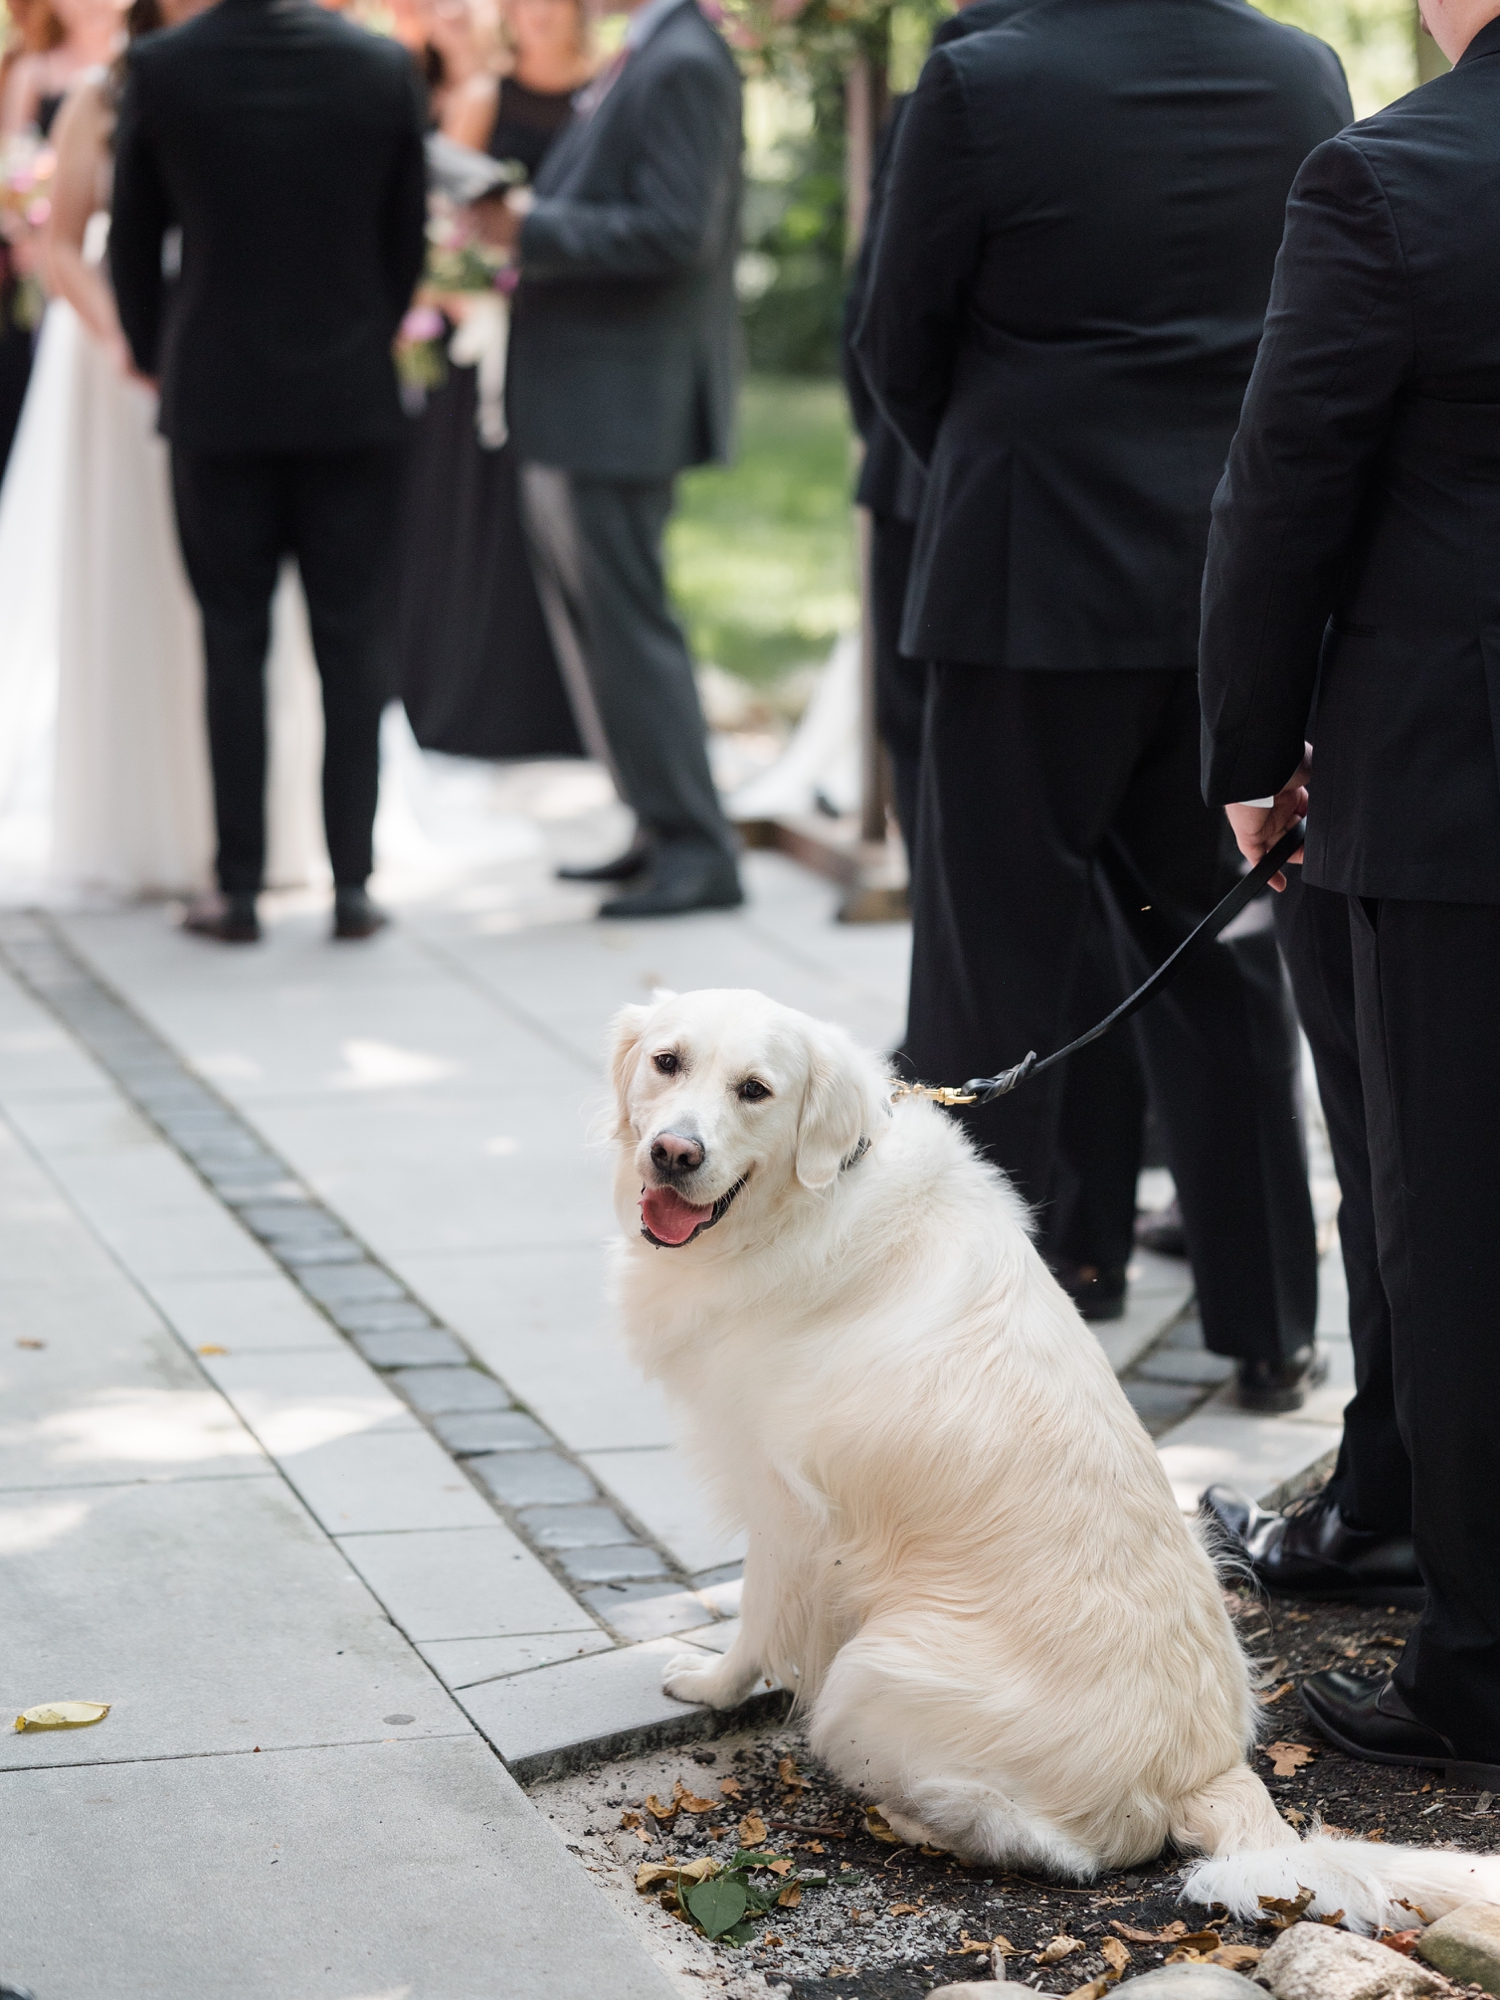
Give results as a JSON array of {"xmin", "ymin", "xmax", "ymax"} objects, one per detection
[{"xmin": 651, "ymin": 1131, "xmax": 704, "ymax": 1176}]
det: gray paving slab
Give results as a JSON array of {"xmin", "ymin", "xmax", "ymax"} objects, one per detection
[
  {"xmin": 581, "ymin": 1445, "xmax": 747, "ymax": 1575},
  {"xmin": 0, "ymin": 1735, "xmax": 678, "ymax": 2000},
  {"xmin": 334, "ymin": 1522, "xmax": 592, "ymax": 1640},
  {"xmin": 0, "ymin": 1474, "xmax": 465, "ymax": 1769},
  {"xmin": 142, "ymin": 1270, "xmax": 346, "ymax": 1355},
  {"xmin": 418, "ymin": 1630, "xmax": 613, "ymax": 1688},
  {"xmin": 457, "ymin": 1634, "xmax": 715, "ymax": 1777}
]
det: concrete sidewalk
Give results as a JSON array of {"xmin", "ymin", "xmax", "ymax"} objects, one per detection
[{"xmin": 0, "ymin": 953, "xmax": 676, "ymax": 2000}]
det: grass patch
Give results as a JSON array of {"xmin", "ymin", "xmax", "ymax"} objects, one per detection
[{"xmin": 668, "ymin": 374, "xmax": 857, "ymax": 686}]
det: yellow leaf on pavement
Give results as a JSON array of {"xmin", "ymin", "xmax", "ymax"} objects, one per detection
[{"xmin": 13, "ymin": 1700, "xmax": 109, "ymax": 1732}]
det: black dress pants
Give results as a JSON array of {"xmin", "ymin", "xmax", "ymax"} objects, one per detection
[
  {"xmin": 518, "ymin": 465, "xmax": 737, "ymax": 867},
  {"xmin": 905, "ymin": 664, "xmax": 1316, "ymax": 1362},
  {"xmin": 868, "ymin": 510, "xmax": 926, "ymax": 857},
  {"xmin": 1350, "ymin": 895, "xmax": 1500, "ymax": 1758},
  {"xmin": 171, "ymin": 445, "xmax": 403, "ymax": 894},
  {"xmin": 1273, "ymin": 877, "xmax": 1410, "ymax": 1534}
]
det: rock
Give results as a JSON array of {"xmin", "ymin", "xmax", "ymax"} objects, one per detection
[
  {"xmin": 1256, "ymin": 1922, "xmax": 1453, "ymax": 1999},
  {"xmin": 1417, "ymin": 1901, "xmax": 1500, "ymax": 1995},
  {"xmin": 1113, "ymin": 1969, "xmax": 1259, "ymax": 1996}
]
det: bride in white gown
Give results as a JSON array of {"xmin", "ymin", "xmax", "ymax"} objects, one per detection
[{"xmin": 0, "ymin": 11, "xmax": 327, "ymax": 904}]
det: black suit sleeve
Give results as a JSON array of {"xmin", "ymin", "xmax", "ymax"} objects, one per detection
[
  {"xmin": 109, "ymin": 52, "xmax": 174, "ymax": 376},
  {"xmin": 382, "ymin": 64, "xmax": 430, "ymax": 334},
  {"xmin": 1198, "ymin": 135, "xmax": 1413, "ymax": 805},
  {"xmin": 841, "ymin": 98, "xmax": 908, "ymax": 446},
  {"xmin": 851, "ymin": 49, "xmax": 985, "ymax": 468},
  {"xmin": 521, "ymin": 56, "xmax": 738, "ymax": 282}
]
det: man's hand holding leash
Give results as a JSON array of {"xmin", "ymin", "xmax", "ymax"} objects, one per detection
[{"xmin": 1226, "ymin": 742, "xmax": 1312, "ymax": 891}]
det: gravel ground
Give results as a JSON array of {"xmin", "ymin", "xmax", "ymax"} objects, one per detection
[{"xmin": 530, "ymin": 1592, "xmax": 1499, "ymax": 1999}]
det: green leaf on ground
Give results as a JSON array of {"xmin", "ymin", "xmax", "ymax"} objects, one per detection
[{"xmin": 686, "ymin": 1875, "xmax": 750, "ymax": 1940}]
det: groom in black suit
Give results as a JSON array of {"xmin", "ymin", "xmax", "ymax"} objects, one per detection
[
  {"xmin": 111, "ymin": 0, "xmax": 427, "ymax": 942},
  {"xmin": 856, "ymin": 0, "xmax": 1351, "ymax": 1398}
]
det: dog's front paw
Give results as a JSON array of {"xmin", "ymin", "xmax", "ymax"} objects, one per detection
[{"xmin": 661, "ymin": 1653, "xmax": 745, "ymax": 1709}]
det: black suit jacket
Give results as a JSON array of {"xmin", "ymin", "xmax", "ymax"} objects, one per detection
[
  {"xmin": 841, "ymin": 0, "xmax": 1023, "ymax": 523},
  {"xmin": 855, "ymin": 0, "xmax": 1350, "ymax": 670},
  {"xmin": 1201, "ymin": 21, "xmax": 1500, "ymax": 903},
  {"xmin": 111, "ymin": 0, "xmax": 427, "ymax": 455},
  {"xmin": 507, "ymin": 0, "xmax": 741, "ymax": 482}
]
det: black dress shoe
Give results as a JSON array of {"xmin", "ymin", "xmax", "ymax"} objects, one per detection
[
  {"xmin": 599, "ymin": 850, "xmax": 743, "ymax": 919},
  {"xmin": 333, "ymin": 888, "xmax": 389, "ymax": 940},
  {"xmin": 1235, "ymin": 1342, "xmax": 1328, "ymax": 1412},
  {"xmin": 1053, "ymin": 1260, "xmax": 1128, "ymax": 1322},
  {"xmin": 1135, "ymin": 1197, "xmax": 1187, "ymax": 1258},
  {"xmin": 1301, "ymin": 1668, "xmax": 1500, "ymax": 1787},
  {"xmin": 556, "ymin": 840, "xmax": 651, "ymax": 884},
  {"xmin": 182, "ymin": 892, "xmax": 260, "ymax": 944},
  {"xmin": 1200, "ymin": 1482, "xmax": 1423, "ymax": 1607}
]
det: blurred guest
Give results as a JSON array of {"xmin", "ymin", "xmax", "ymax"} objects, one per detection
[
  {"xmin": 110, "ymin": 0, "xmax": 427, "ymax": 942},
  {"xmin": 0, "ymin": 0, "xmax": 329, "ymax": 896},
  {"xmin": 1199, "ymin": 0, "xmax": 1500, "ymax": 1771},
  {"xmin": 843, "ymin": 0, "xmax": 1147, "ymax": 1321},
  {"xmin": 1, "ymin": 0, "xmax": 90, "ymax": 477},
  {"xmin": 1, "ymin": 0, "xmax": 118, "ymax": 138},
  {"xmin": 857, "ymin": 0, "xmax": 1349, "ymax": 1404},
  {"xmin": 393, "ymin": 0, "xmax": 591, "ymax": 764},
  {"xmin": 479, "ymin": 0, "xmax": 743, "ymax": 917}
]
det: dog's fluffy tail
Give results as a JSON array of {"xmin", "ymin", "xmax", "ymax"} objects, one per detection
[{"xmin": 1173, "ymin": 1765, "xmax": 1500, "ymax": 1933}]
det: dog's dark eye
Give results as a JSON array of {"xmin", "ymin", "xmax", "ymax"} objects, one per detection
[
  {"xmin": 738, "ymin": 1078, "xmax": 771, "ymax": 1102},
  {"xmin": 653, "ymin": 1051, "xmax": 680, "ymax": 1075}
]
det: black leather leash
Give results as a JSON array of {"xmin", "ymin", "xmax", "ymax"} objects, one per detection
[{"xmin": 896, "ymin": 820, "xmax": 1306, "ymax": 1108}]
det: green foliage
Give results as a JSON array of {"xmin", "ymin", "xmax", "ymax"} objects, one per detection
[
  {"xmin": 1250, "ymin": 0, "xmax": 1422, "ymax": 114},
  {"xmin": 668, "ymin": 374, "xmax": 857, "ymax": 684}
]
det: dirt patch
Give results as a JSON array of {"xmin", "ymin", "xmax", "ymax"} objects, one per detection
[{"xmin": 529, "ymin": 1592, "xmax": 1498, "ymax": 1999}]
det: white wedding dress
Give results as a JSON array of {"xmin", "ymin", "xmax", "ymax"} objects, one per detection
[{"xmin": 0, "ymin": 216, "xmax": 328, "ymax": 903}]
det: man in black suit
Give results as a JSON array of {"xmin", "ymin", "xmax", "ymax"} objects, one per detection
[
  {"xmin": 1199, "ymin": 0, "xmax": 1500, "ymax": 1779},
  {"xmin": 111, "ymin": 0, "xmax": 427, "ymax": 943},
  {"xmin": 484, "ymin": 0, "xmax": 743, "ymax": 918},
  {"xmin": 856, "ymin": 0, "xmax": 1349, "ymax": 1402},
  {"xmin": 842, "ymin": 0, "xmax": 1148, "ymax": 1326}
]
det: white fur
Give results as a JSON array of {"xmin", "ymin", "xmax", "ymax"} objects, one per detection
[{"xmin": 607, "ymin": 990, "xmax": 1500, "ymax": 1931}]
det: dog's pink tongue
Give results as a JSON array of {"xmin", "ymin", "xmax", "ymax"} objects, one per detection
[{"xmin": 641, "ymin": 1185, "xmax": 713, "ymax": 1245}]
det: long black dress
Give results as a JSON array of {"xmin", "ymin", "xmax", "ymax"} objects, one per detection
[{"xmin": 395, "ymin": 78, "xmax": 582, "ymax": 760}]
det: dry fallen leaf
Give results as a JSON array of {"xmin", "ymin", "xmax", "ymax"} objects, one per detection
[
  {"xmin": 1282, "ymin": 1805, "xmax": 1307, "ymax": 1827},
  {"xmin": 1258, "ymin": 1887, "xmax": 1316, "ymax": 1930},
  {"xmin": 765, "ymin": 1934, "xmax": 783, "ymax": 1948},
  {"xmin": 1165, "ymin": 1932, "xmax": 1226, "ymax": 1965},
  {"xmin": 1100, "ymin": 1937, "xmax": 1130, "ymax": 1976},
  {"xmin": 1112, "ymin": 1921, "xmax": 1187, "ymax": 1945},
  {"xmin": 1064, "ymin": 1980, "xmax": 1112, "ymax": 2000},
  {"xmin": 777, "ymin": 1882, "xmax": 802, "ymax": 1909},
  {"xmin": 717, "ymin": 1776, "xmax": 742, "ymax": 1798},
  {"xmin": 865, "ymin": 1806, "xmax": 901, "ymax": 1844},
  {"xmin": 1258, "ymin": 1681, "xmax": 1294, "ymax": 1708},
  {"xmin": 197, "ymin": 1343, "xmax": 228, "ymax": 1356},
  {"xmin": 1036, "ymin": 1934, "xmax": 1085, "ymax": 1965},
  {"xmin": 645, "ymin": 1793, "xmax": 678, "ymax": 1824},
  {"xmin": 1378, "ymin": 1929, "xmax": 1423, "ymax": 1957},
  {"xmin": 778, "ymin": 1755, "xmax": 805, "ymax": 1792},
  {"xmin": 889, "ymin": 1903, "xmax": 922, "ymax": 1917},
  {"xmin": 620, "ymin": 1810, "xmax": 644, "ymax": 1831},
  {"xmin": 672, "ymin": 1777, "xmax": 718, "ymax": 1814},
  {"xmin": 636, "ymin": 1861, "xmax": 683, "ymax": 1892},
  {"xmin": 767, "ymin": 1857, "xmax": 795, "ymax": 1877},
  {"xmin": 738, "ymin": 1811, "xmax": 768, "ymax": 1845},
  {"xmin": 804, "ymin": 1840, "xmax": 825, "ymax": 1854},
  {"xmin": 677, "ymin": 1857, "xmax": 720, "ymax": 1884},
  {"xmin": 954, "ymin": 1933, "xmax": 993, "ymax": 1957},
  {"xmin": 15, "ymin": 1337, "xmax": 44, "ymax": 1349},
  {"xmin": 13, "ymin": 1700, "xmax": 110, "ymax": 1732},
  {"xmin": 1264, "ymin": 1740, "xmax": 1316, "ymax": 1777},
  {"xmin": 707, "ymin": 1824, "xmax": 726, "ymax": 1838},
  {"xmin": 1209, "ymin": 1944, "xmax": 1263, "ymax": 1969}
]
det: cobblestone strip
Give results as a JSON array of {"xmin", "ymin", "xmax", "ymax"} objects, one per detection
[{"xmin": 0, "ymin": 910, "xmax": 727, "ymax": 1648}]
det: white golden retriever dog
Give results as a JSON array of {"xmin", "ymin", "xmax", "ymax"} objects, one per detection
[{"xmin": 609, "ymin": 987, "xmax": 1500, "ymax": 1930}]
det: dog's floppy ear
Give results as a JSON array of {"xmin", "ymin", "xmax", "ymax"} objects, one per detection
[
  {"xmin": 608, "ymin": 1003, "xmax": 653, "ymax": 1139},
  {"xmin": 794, "ymin": 1024, "xmax": 891, "ymax": 1191}
]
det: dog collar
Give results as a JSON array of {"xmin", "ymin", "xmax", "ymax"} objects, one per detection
[{"xmin": 841, "ymin": 1137, "xmax": 871, "ymax": 1172}]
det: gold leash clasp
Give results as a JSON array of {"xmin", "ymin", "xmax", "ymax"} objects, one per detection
[{"xmin": 891, "ymin": 1081, "xmax": 978, "ymax": 1108}]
